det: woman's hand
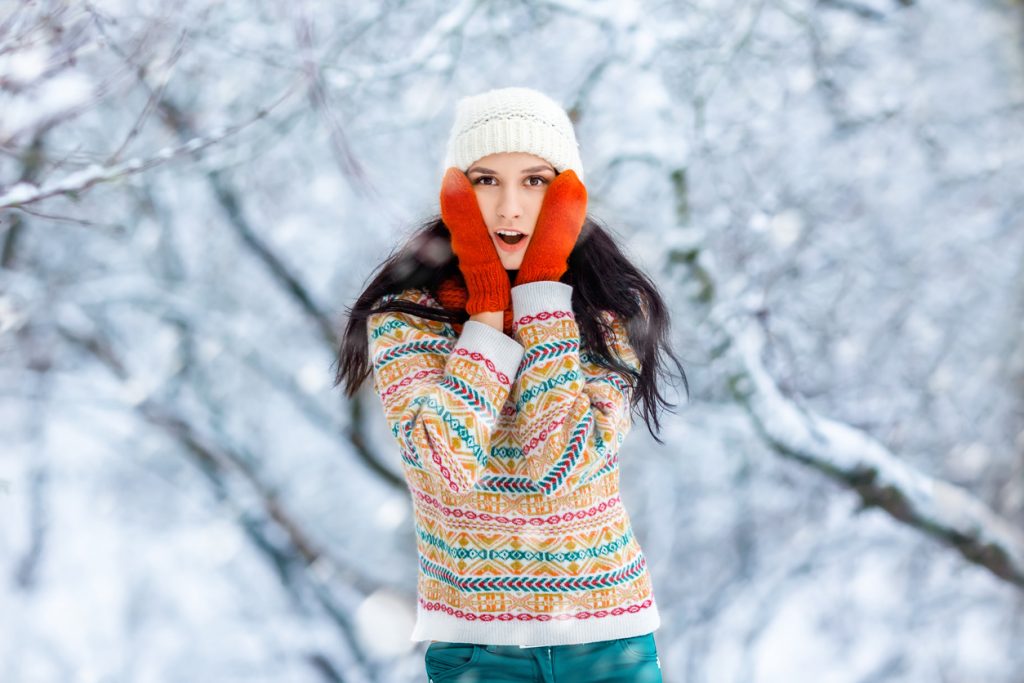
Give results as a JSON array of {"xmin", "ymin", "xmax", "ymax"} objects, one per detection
[
  {"xmin": 439, "ymin": 167, "xmax": 510, "ymax": 314},
  {"xmin": 514, "ymin": 169, "xmax": 588, "ymax": 286}
]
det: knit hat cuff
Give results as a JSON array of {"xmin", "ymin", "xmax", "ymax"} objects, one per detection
[{"xmin": 445, "ymin": 118, "xmax": 584, "ymax": 183}]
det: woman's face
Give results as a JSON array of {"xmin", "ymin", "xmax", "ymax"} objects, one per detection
[{"xmin": 465, "ymin": 152, "xmax": 556, "ymax": 270}]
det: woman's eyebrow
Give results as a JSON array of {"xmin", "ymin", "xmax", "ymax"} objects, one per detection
[{"xmin": 467, "ymin": 165, "xmax": 555, "ymax": 175}]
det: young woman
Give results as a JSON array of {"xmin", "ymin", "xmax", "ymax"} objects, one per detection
[{"xmin": 334, "ymin": 87, "xmax": 687, "ymax": 682}]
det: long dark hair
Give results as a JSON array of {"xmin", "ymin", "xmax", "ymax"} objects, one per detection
[{"xmin": 332, "ymin": 214, "xmax": 689, "ymax": 444}]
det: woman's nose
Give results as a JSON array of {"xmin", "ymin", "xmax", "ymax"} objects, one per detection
[{"xmin": 497, "ymin": 188, "xmax": 523, "ymax": 220}]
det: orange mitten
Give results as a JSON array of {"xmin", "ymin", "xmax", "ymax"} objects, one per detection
[
  {"xmin": 439, "ymin": 167, "xmax": 511, "ymax": 314},
  {"xmin": 514, "ymin": 169, "xmax": 588, "ymax": 286}
]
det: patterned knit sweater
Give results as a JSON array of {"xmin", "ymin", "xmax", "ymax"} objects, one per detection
[{"xmin": 367, "ymin": 280, "xmax": 661, "ymax": 647}]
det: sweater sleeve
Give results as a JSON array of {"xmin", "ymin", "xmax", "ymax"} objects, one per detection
[
  {"xmin": 509, "ymin": 281, "xmax": 641, "ymax": 498},
  {"xmin": 368, "ymin": 298, "xmax": 525, "ymax": 496}
]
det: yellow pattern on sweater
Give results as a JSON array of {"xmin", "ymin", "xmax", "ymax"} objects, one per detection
[{"xmin": 368, "ymin": 280, "xmax": 661, "ymax": 647}]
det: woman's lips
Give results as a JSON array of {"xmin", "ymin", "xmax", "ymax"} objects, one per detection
[{"xmin": 493, "ymin": 233, "xmax": 529, "ymax": 253}]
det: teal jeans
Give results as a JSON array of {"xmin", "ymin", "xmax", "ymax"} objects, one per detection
[{"xmin": 424, "ymin": 633, "xmax": 663, "ymax": 682}]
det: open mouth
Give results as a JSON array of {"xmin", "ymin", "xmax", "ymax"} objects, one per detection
[{"xmin": 496, "ymin": 230, "xmax": 527, "ymax": 245}]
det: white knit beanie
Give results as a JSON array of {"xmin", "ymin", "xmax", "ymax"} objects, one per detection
[{"xmin": 442, "ymin": 86, "xmax": 585, "ymax": 183}]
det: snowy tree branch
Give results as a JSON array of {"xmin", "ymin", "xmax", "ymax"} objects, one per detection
[
  {"xmin": 0, "ymin": 81, "xmax": 299, "ymax": 211},
  {"xmin": 715, "ymin": 304, "xmax": 1024, "ymax": 588},
  {"xmin": 132, "ymin": 397, "xmax": 383, "ymax": 676}
]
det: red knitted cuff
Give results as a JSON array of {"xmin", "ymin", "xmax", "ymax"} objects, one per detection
[{"xmin": 463, "ymin": 268, "xmax": 511, "ymax": 314}]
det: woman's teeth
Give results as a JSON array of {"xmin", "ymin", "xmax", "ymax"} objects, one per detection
[{"xmin": 497, "ymin": 231, "xmax": 526, "ymax": 244}]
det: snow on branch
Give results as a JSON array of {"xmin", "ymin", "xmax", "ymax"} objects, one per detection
[
  {"xmin": 324, "ymin": 0, "xmax": 482, "ymax": 83},
  {"xmin": 719, "ymin": 305, "xmax": 1024, "ymax": 588},
  {"xmin": 0, "ymin": 82, "xmax": 299, "ymax": 211}
]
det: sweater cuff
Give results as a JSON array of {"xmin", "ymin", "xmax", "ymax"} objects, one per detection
[
  {"xmin": 455, "ymin": 320, "xmax": 525, "ymax": 385},
  {"xmin": 510, "ymin": 281, "xmax": 574, "ymax": 318}
]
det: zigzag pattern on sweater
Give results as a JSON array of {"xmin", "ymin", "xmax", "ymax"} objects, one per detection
[
  {"xmin": 415, "ymin": 525, "xmax": 637, "ymax": 562},
  {"xmin": 420, "ymin": 554, "xmax": 649, "ymax": 593},
  {"xmin": 366, "ymin": 285, "xmax": 659, "ymax": 644},
  {"xmin": 516, "ymin": 368, "xmax": 581, "ymax": 408},
  {"xmin": 519, "ymin": 338, "xmax": 580, "ymax": 372},
  {"xmin": 405, "ymin": 394, "xmax": 489, "ymax": 467}
]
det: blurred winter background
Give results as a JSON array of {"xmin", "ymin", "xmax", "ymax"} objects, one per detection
[{"xmin": 2, "ymin": 0, "xmax": 1023, "ymax": 681}]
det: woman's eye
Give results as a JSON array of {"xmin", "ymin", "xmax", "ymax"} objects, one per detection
[{"xmin": 473, "ymin": 176, "xmax": 549, "ymax": 187}]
